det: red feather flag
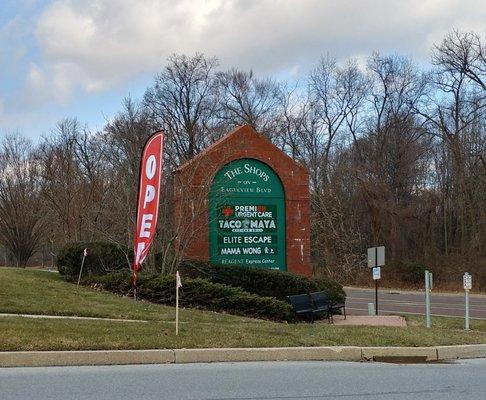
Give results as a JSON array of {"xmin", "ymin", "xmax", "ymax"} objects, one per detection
[{"xmin": 132, "ymin": 131, "xmax": 164, "ymax": 296}]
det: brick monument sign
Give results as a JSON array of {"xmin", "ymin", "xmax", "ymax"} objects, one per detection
[{"xmin": 173, "ymin": 125, "xmax": 311, "ymax": 276}]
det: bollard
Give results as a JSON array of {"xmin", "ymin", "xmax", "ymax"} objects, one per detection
[
  {"xmin": 368, "ymin": 302, "xmax": 375, "ymax": 316},
  {"xmin": 425, "ymin": 270, "xmax": 431, "ymax": 328},
  {"xmin": 463, "ymin": 272, "xmax": 472, "ymax": 331}
]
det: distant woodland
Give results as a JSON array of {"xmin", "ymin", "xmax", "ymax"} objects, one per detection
[{"xmin": 1, "ymin": 30, "xmax": 484, "ymax": 288}]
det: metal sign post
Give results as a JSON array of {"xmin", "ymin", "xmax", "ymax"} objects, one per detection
[
  {"xmin": 372, "ymin": 267, "xmax": 381, "ymax": 315},
  {"xmin": 425, "ymin": 270, "xmax": 433, "ymax": 328},
  {"xmin": 368, "ymin": 246, "xmax": 385, "ymax": 316},
  {"xmin": 463, "ymin": 272, "xmax": 472, "ymax": 331}
]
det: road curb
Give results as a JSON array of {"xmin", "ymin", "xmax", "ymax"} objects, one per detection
[
  {"xmin": 436, "ymin": 344, "xmax": 486, "ymax": 360},
  {"xmin": 174, "ymin": 346, "xmax": 362, "ymax": 363},
  {"xmin": 1, "ymin": 345, "xmax": 485, "ymax": 367},
  {"xmin": 361, "ymin": 346, "xmax": 438, "ymax": 361},
  {"xmin": 0, "ymin": 350, "xmax": 174, "ymax": 367}
]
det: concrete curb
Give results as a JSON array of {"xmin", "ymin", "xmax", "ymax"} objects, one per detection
[
  {"xmin": 0, "ymin": 350, "xmax": 174, "ymax": 367},
  {"xmin": 1, "ymin": 345, "xmax": 485, "ymax": 367},
  {"xmin": 362, "ymin": 346, "xmax": 438, "ymax": 361},
  {"xmin": 174, "ymin": 346, "xmax": 362, "ymax": 363},
  {"xmin": 436, "ymin": 344, "xmax": 486, "ymax": 360}
]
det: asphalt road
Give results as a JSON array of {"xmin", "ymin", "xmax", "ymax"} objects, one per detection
[
  {"xmin": 2, "ymin": 360, "xmax": 486, "ymax": 400},
  {"xmin": 345, "ymin": 287, "xmax": 486, "ymax": 319}
]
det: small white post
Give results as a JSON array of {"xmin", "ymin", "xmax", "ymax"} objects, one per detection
[
  {"xmin": 76, "ymin": 249, "xmax": 88, "ymax": 290},
  {"xmin": 463, "ymin": 272, "xmax": 472, "ymax": 331},
  {"xmin": 425, "ymin": 270, "xmax": 431, "ymax": 328},
  {"xmin": 175, "ymin": 270, "xmax": 181, "ymax": 336}
]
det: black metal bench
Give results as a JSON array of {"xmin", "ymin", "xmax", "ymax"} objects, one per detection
[
  {"xmin": 310, "ymin": 292, "xmax": 346, "ymax": 323},
  {"xmin": 287, "ymin": 294, "xmax": 329, "ymax": 322},
  {"xmin": 288, "ymin": 293, "xmax": 346, "ymax": 323}
]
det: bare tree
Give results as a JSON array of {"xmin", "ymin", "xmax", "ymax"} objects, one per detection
[
  {"xmin": 279, "ymin": 58, "xmax": 369, "ymax": 276},
  {"xmin": 367, "ymin": 52, "xmax": 429, "ymax": 131},
  {"xmin": 415, "ymin": 30, "xmax": 486, "ymax": 257},
  {"xmin": 216, "ymin": 68, "xmax": 283, "ymax": 142},
  {"xmin": 433, "ymin": 30, "xmax": 486, "ymax": 91},
  {"xmin": 0, "ymin": 134, "xmax": 44, "ymax": 266},
  {"xmin": 38, "ymin": 118, "xmax": 107, "ymax": 246},
  {"xmin": 143, "ymin": 53, "xmax": 220, "ymax": 164}
]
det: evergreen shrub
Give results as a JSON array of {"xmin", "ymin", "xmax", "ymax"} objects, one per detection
[
  {"xmin": 86, "ymin": 272, "xmax": 295, "ymax": 322},
  {"xmin": 179, "ymin": 260, "xmax": 346, "ymax": 304},
  {"xmin": 57, "ymin": 242, "xmax": 131, "ymax": 280}
]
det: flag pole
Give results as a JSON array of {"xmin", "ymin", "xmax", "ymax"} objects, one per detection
[
  {"xmin": 132, "ymin": 269, "xmax": 138, "ymax": 301},
  {"xmin": 132, "ymin": 130, "xmax": 165, "ymax": 303}
]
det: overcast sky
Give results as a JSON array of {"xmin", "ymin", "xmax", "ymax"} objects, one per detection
[{"xmin": 1, "ymin": 0, "xmax": 485, "ymax": 139}]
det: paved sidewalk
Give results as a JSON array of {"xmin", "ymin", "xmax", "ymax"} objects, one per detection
[
  {"xmin": 0, "ymin": 313, "xmax": 406, "ymax": 326},
  {"xmin": 0, "ymin": 313, "xmax": 147, "ymax": 323},
  {"xmin": 331, "ymin": 315, "xmax": 407, "ymax": 327}
]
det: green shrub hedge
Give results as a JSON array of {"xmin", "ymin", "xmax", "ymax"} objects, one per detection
[
  {"xmin": 86, "ymin": 272, "xmax": 295, "ymax": 322},
  {"xmin": 57, "ymin": 242, "xmax": 131, "ymax": 280},
  {"xmin": 179, "ymin": 260, "xmax": 346, "ymax": 304}
]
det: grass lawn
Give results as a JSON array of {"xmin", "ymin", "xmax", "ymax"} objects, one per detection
[{"xmin": 1, "ymin": 267, "xmax": 485, "ymax": 351}]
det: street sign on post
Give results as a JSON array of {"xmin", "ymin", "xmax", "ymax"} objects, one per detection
[
  {"xmin": 428, "ymin": 272, "xmax": 433, "ymax": 290},
  {"xmin": 367, "ymin": 246, "xmax": 385, "ymax": 268},
  {"xmin": 463, "ymin": 272, "xmax": 472, "ymax": 330},
  {"xmin": 367, "ymin": 246, "xmax": 385, "ymax": 316}
]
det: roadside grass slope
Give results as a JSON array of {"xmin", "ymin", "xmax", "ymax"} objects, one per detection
[{"xmin": 1, "ymin": 268, "xmax": 485, "ymax": 351}]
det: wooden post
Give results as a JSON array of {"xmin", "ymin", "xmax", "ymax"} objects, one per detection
[{"xmin": 76, "ymin": 250, "xmax": 87, "ymax": 289}]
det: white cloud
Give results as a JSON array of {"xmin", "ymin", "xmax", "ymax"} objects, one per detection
[
  {"xmin": 25, "ymin": 0, "xmax": 486, "ymax": 102},
  {"xmin": 26, "ymin": 64, "xmax": 46, "ymax": 94}
]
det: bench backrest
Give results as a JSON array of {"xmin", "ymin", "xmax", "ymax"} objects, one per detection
[
  {"xmin": 310, "ymin": 292, "xmax": 330, "ymax": 308},
  {"xmin": 287, "ymin": 294, "xmax": 313, "ymax": 311}
]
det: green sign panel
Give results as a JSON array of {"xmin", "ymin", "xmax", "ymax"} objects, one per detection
[{"xmin": 209, "ymin": 159, "xmax": 286, "ymax": 271}]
